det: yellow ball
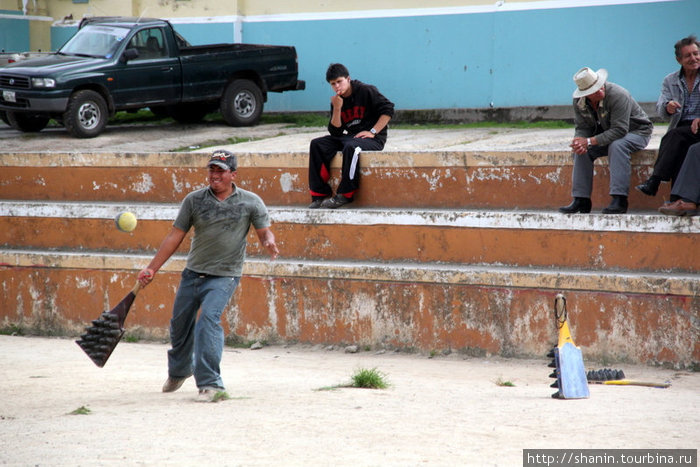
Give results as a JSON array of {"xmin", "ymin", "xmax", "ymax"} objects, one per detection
[{"xmin": 115, "ymin": 211, "xmax": 137, "ymax": 233}]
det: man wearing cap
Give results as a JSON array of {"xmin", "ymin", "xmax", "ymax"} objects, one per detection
[
  {"xmin": 560, "ymin": 67, "xmax": 653, "ymax": 214},
  {"xmin": 137, "ymin": 149, "xmax": 278, "ymax": 402}
]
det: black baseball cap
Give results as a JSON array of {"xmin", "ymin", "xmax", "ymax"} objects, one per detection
[{"xmin": 207, "ymin": 149, "xmax": 237, "ymax": 171}]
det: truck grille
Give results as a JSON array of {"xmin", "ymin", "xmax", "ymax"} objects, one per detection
[{"xmin": 0, "ymin": 74, "xmax": 30, "ymax": 89}]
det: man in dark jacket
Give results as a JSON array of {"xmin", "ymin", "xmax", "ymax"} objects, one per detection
[
  {"xmin": 308, "ymin": 63, "xmax": 395, "ymax": 209},
  {"xmin": 560, "ymin": 67, "xmax": 653, "ymax": 214}
]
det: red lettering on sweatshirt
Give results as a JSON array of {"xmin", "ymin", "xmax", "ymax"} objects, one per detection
[{"xmin": 341, "ymin": 106, "xmax": 366, "ymax": 124}]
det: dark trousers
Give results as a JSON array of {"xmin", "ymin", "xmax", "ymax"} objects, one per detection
[
  {"xmin": 653, "ymin": 123, "xmax": 700, "ymax": 185},
  {"xmin": 671, "ymin": 141, "xmax": 700, "ymax": 203},
  {"xmin": 308, "ymin": 134, "xmax": 384, "ymax": 199}
]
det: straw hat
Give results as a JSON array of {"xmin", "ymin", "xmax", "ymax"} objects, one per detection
[{"xmin": 572, "ymin": 67, "xmax": 608, "ymax": 98}]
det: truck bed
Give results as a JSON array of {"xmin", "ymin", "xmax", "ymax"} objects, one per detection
[{"xmin": 179, "ymin": 43, "xmax": 294, "ymax": 56}]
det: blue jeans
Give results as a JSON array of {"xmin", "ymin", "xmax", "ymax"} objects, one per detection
[{"xmin": 167, "ymin": 268, "xmax": 239, "ymax": 390}]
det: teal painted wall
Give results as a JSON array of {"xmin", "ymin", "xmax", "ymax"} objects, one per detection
[
  {"xmin": 50, "ymin": 25, "xmax": 77, "ymax": 51},
  {"xmin": 170, "ymin": 22, "xmax": 236, "ymax": 45},
  {"xmin": 0, "ymin": 17, "xmax": 30, "ymax": 52},
  {"xmin": 243, "ymin": 0, "xmax": 698, "ymax": 112},
  {"xmin": 3, "ymin": 1, "xmax": 699, "ymax": 114}
]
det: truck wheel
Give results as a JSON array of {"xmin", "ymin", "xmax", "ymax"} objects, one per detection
[
  {"xmin": 6, "ymin": 111, "xmax": 49, "ymax": 132},
  {"xmin": 220, "ymin": 79, "xmax": 263, "ymax": 126},
  {"xmin": 63, "ymin": 90, "xmax": 108, "ymax": 138},
  {"xmin": 0, "ymin": 110, "xmax": 9, "ymax": 126}
]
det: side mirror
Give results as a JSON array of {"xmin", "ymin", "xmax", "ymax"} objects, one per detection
[{"xmin": 122, "ymin": 48, "xmax": 139, "ymax": 62}]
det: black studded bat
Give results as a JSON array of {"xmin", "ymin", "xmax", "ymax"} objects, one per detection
[{"xmin": 75, "ymin": 282, "xmax": 141, "ymax": 367}]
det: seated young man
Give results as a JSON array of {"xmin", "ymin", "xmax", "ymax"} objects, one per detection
[{"xmin": 307, "ymin": 63, "xmax": 395, "ymax": 209}]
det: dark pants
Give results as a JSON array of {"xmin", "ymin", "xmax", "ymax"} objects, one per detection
[
  {"xmin": 652, "ymin": 123, "xmax": 700, "ymax": 185},
  {"xmin": 308, "ymin": 134, "xmax": 384, "ymax": 199},
  {"xmin": 671, "ymin": 141, "xmax": 700, "ymax": 203}
]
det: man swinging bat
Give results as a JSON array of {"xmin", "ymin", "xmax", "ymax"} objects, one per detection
[{"xmin": 137, "ymin": 149, "xmax": 278, "ymax": 402}]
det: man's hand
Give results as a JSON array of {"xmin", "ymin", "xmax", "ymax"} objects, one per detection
[
  {"xmin": 570, "ymin": 137, "xmax": 589, "ymax": 155},
  {"xmin": 355, "ymin": 130, "xmax": 374, "ymax": 139},
  {"xmin": 256, "ymin": 227, "xmax": 279, "ymax": 260},
  {"xmin": 692, "ymin": 118, "xmax": 699, "ymax": 134},
  {"xmin": 137, "ymin": 268, "xmax": 154, "ymax": 288},
  {"xmin": 666, "ymin": 100, "xmax": 682, "ymax": 115},
  {"xmin": 263, "ymin": 239, "xmax": 279, "ymax": 260},
  {"xmin": 331, "ymin": 94, "xmax": 343, "ymax": 109}
]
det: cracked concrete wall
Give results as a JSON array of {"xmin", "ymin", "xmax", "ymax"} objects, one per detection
[{"xmin": 2, "ymin": 266, "xmax": 697, "ymax": 367}]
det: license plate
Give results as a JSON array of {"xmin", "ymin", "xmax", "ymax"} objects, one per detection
[{"xmin": 2, "ymin": 90, "xmax": 16, "ymax": 103}]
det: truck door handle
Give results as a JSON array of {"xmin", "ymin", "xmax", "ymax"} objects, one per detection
[{"xmin": 160, "ymin": 66, "xmax": 173, "ymax": 72}]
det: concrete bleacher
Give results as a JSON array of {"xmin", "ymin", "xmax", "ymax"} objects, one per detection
[{"xmin": 0, "ymin": 140, "xmax": 698, "ymax": 368}]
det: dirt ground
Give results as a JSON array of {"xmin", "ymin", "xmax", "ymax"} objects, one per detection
[{"xmin": 0, "ymin": 335, "xmax": 697, "ymax": 466}]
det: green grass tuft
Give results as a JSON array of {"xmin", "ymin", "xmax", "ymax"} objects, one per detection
[
  {"xmin": 495, "ymin": 377, "xmax": 516, "ymax": 387},
  {"xmin": 212, "ymin": 391, "xmax": 231, "ymax": 402},
  {"xmin": 0, "ymin": 324, "xmax": 24, "ymax": 336},
  {"xmin": 69, "ymin": 406, "xmax": 92, "ymax": 415},
  {"xmin": 351, "ymin": 367, "xmax": 389, "ymax": 389},
  {"xmin": 315, "ymin": 385, "xmax": 343, "ymax": 391},
  {"xmin": 315, "ymin": 367, "xmax": 390, "ymax": 391}
]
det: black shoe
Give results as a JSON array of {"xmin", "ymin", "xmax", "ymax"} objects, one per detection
[
  {"xmin": 635, "ymin": 177, "xmax": 660, "ymax": 196},
  {"xmin": 308, "ymin": 198, "xmax": 327, "ymax": 209},
  {"xmin": 558, "ymin": 197, "xmax": 592, "ymax": 214},
  {"xmin": 320, "ymin": 194, "xmax": 353, "ymax": 209},
  {"xmin": 602, "ymin": 195, "xmax": 628, "ymax": 214}
]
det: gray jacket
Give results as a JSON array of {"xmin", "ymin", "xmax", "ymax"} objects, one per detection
[
  {"xmin": 573, "ymin": 82, "xmax": 653, "ymax": 147},
  {"xmin": 656, "ymin": 69, "xmax": 689, "ymax": 130}
]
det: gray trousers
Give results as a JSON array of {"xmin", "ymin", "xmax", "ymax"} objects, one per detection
[
  {"xmin": 671, "ymin": 141, "xmax": 700, "ymax": 203},
  {"xmin": 571, "ymin": 133, "xmax": 650, "ymax": 198}
]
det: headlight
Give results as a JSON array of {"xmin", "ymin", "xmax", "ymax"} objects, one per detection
[{"xmin": 31, "ymin": 78, "xmax": 56, "ymax": 88}]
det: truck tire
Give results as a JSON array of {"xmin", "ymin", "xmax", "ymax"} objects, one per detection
[
  {"xmin": 0, "ymin": 110, "xmax": 9, "ymax": 126},
  {"xmin": 63, "ymin": 90, "xmax": 108, "ymax": 138},
  {"xmin": 220, "ymin": 79, "xmax": 263, "ymax": 126},
  {"xmin": 6, "ymin": 111, "xmax": 49, "ymax": 132}
]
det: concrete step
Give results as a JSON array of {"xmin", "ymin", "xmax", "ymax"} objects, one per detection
[
  {"xmin": 0, "ymin": 150, "xmax": 672, "ymax": 210},
  {"xmin": 2, "ymin": 201, "xmax": 698, "ymax": 273},
  {"xmin": 1, "ymin": 248, "xmax": 697, "ymax": 367}
]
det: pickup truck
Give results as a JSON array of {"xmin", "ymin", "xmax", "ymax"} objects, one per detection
[{"xmin": 0, "ymin": 17, "xmax": 305, "ymax": 138}]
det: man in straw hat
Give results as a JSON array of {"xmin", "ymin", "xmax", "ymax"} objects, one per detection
[{"xmin": 560, "ymin": 67, "xmax": 653, "ymax": 214}]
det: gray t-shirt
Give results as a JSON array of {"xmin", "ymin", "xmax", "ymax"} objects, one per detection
[{"xmin": 174, "ymin": 184, "xmax": 271, "ymax": 276}]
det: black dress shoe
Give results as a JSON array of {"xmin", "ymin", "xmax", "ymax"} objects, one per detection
[
  {"xmin": 602, "ymin": 195, "xmax": 628, "ymax": 214},
  {"xmin": 635, "ymin": 177, "xmax": 660, "ymax": 196},
  {"xmin": 559, "ymin": 197, "xmax": 592, "ymax": 214}
]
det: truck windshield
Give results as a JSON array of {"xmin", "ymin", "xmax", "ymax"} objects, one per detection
[{"xmin": 59, "ymin": 25, "xmax": 130, "ymax": 58}]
